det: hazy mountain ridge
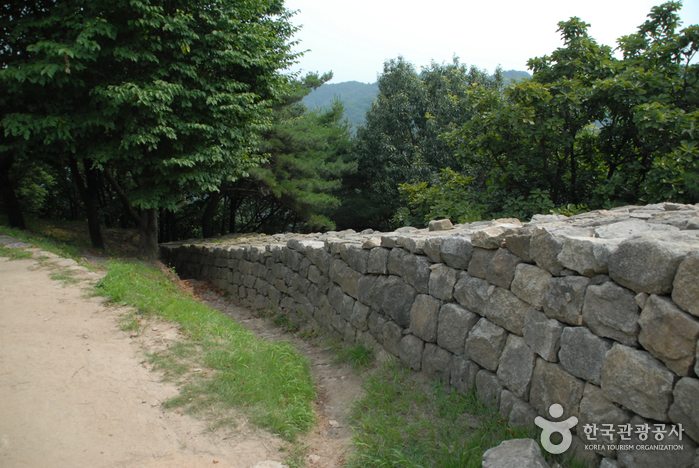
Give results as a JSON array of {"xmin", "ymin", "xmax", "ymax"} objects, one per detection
[{"xmin": 302, "ymin": 70, "xmax": 531, "ymax": 127}]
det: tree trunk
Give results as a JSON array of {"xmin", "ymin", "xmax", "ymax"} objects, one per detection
[
  {"xmin": 137, "ymin": 208, "xmax": 159, "ymax": 259},
  {"xmin": 0, "ymin": 154, "xmax": 26, "ymax": 229},
  {"xmin": 69, "ymin": 157, "xmax": 105, "ymax": 250},
  {"xmin": 202, "ymin": 192, "xmax": 222, "ymax": 238}
]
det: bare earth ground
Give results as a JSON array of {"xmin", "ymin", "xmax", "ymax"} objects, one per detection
[{"xmin": 0, "ymin": 244, "xmax": 363, "ymax": 467}]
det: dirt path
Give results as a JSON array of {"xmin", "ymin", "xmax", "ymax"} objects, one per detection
[{"xmin": 0, "ymin": 240, "xmax": 364, "ymax": 468}]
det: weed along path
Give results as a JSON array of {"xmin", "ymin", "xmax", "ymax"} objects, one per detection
[
  {"xmin": 0, "ymin": 246, "xmax": 295, "ymax": 468},
  {"xmin": 180, "ymin": 279, "xmax": 366, "ymax": 467}
]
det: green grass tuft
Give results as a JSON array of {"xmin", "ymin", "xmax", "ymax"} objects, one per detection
[{"xmin": 346, "ymin": 362, "xmax": 589, "ymax": 468}]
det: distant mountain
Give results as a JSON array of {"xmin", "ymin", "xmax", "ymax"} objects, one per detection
[
  {"xmin": 302, "ymin": 81, "xmax": 378, "ymax": 128},
  {"xmin": 302, "ymin": 70, "xmax": 531, "ymax": 128},
  {"xmin": 501, "ymin": 69, "xmax": 531, "ymax": 84}
]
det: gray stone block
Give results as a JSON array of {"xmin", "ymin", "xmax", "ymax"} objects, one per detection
[
  {"xmin": 601, "ymin": 343, "xmax": 675, "ymax": 422},
  {"xmin": 453, "ymin": 272, "xmax": 491, "ymax": 315},
  {"xmin": 328, "ymin": 284, "xmax": 355, "ymax": 321},
  {"xmin": 511, "ymin": 263, "xmax": 552, "ymax": 310},
  {"xmin": 486, "ymin": 248, "xmax": 523, "ymax": 289},
  {"xmin": 401, "ymin": 254, "xmax": 432, "ymax": 294},
  {"xmin": 387, "ymin": 247, "xmax": 408, "ymax": 276},
  {"xmin": 497, "ymin": 335, "xmax": 536, "ymax": 400},
  {"xmin": 450, "ymin": 355, "xmax": 480, "ymax": 395},
  {"xmin": 505, "ymin": 228, "xmax": 535, "ymax": 263},
  {"xmin": 437, "ymin": 303, "xmax": 479, "ymax": 355},
  {"xmin": 476, "ymin": 370, "xmax": 503, "ymax": 409},
  {"xmin": 440, "ymin": 236, "xmax": 473, "ymax": 269},
  {"xmin": 577, "ymin": 383, "xmax": 632, "ymax": 458},
  {"xmin": 428, "ymin": 264, "xmax": 458, "ymax": 301},
  {"xmin": 465, "ymin": 318, "xmax": 508, "ymax": 371},
  {"xmin": 484, "ymin": 287, "xmax": 529, "ymax": 335},
  {"xmin": 582, "ymin": 281, "xmax": 640, "ymax": 346},
  {"xmin": 399, "ymin": 334, "xmax": 425, "ymax": 370},
  {"xmin": 340, "ymin": 243, "xmax": 369, "ymax": 274},
  {"xmin": 669, "ymin": 377, "xmax": 699, "ymax": 445},
  {"xmin": 557, "ymin": 236, "xmax": 621, "ymax": 277},
  {"xmin": 382, "ymin": 320, "xmax": 403, "ymax": 356},
  {"xmin": 558, "ymin": 326, "xmax": 613, "ymax": 385},
  {"xmin": 529, "ymin": 359, "xmax": 585, "ymax": 420},
  {"xmin": 472, "ymin": 225, "xmax": 520, "ymax": 250},
  {"xmin": 409, "ymin": 294, "xmax": 441, "ymax": 343},
  {"xmin": 423, "ymin": 236, "xmax": 444, "ymax": 263},
  {"xmin": 609, "ymin": 231, "xmax": 699, "ymax": 294},
  {"xmin": 523, "ymin": 308, "xmax": 564, "ymax": 362},
  {"xmin": 638, "ymin": 294, "xmax": 699, "ymax": 376},
  {"xmin": 368, "ymin": 309, "xmax": 386, "ymax": 339},
  {"xmin": 349, "ymin": 301, "xmax": 370, "ymax": 331},
  {"xmin": 375, "ymin": 276, "xmax": 417, "ymax": 328},
  {"xmin": 530, "ymin": 228, "xmax": 566, "ymax": 276},
  {"xmin": 673, "ymin": 251, "xmax": 699, "ymax": 317},
  {"xmin": 367, "ymin": 247, "xmax": 390, "ymax": 274},
  {"xmin": 422, "ymin": 343, "xmax": 452, "ymax": 383},
  {"xmin": 542, "ymin": 276, "xmax": 590, "ymax": 326},
  {"xmin": 329, "ymin": 258, "xmax": 361, "ymax": 299},
  {"xmin": 616, "ymin": 415, "xmax": 697, "ymax": 468},
  {"xmin": 482, "ymin": 438, "xmax": 550, "ymax": 468},
  {"xmin": 428, "ymin": 219, "xmax": 453, "ymax": 231},
  {"xmin": 467, "ymin": 247, "xmax": 497, "ymax": 279}
]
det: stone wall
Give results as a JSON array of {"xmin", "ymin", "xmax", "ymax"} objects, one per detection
[{"xmin": 160, "ymin": 203, "xmax": 699, "ymax": 468}]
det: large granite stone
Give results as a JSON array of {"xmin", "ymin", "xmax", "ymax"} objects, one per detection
[
  {"xmin": 582, "ymin": 281, "xmax": 640, "ymax": 346},
  {"xmin": 467, "ymin": 247, "xmax": 497, "ymax": 279},
  {"xmin": 476, "ymin": 369, "xmax": 503, "ymax": 408},
  {"xmin": 485, "ymin": 287, "xmax": 531, "ymax": 335},
  {"xmin": 672, "ymin": 251, "xmax": 699, "ymax": 317},
  {"xmin": 428, "ymin": 264, "xmax": 458, "ymax": 301},
  {"xmin": 401, "ymin": 254, "xmax": 432, "ymax": 294},
  {"xmin": 453, "ymin": 272, "xmax": 491, "ymax": 315},
  {"xmin": 486, "ymin": 248, "xmax": 523, "ymax": 289},
  {"xmin": 601, "ymin": 344, "xmax": 675, "ymax": 422},
  {"xmin": 511, "ymin": 263, "xmax": 552, "ymax": 310},
  {"xmin": 578, "ymin": 383, "xmax": 632, "ymax": 458},
  {"xmin": 399, "ymin": 334, "xmax": 425, "ymax": 370},
  {"xmin": 482, "ymin": 438, "xmax": 550, "ymax": 468},
  {"xmin": 450, "ymin": 355, "xmax": 480, "ymax": 394},
  {"xmin": 542, "ymin": 276, "xmax": 590, "ymax": 326},
  {"xmin": 340, "ymin": 243, "xmax": 369, "ymax": 273},
  {"xmin": 638, "ymin": 294, "xmax": 699, "ymax": 376},
  {"xmin": 422, "ymin": 343, "xmax": 452, "ymax": 383},
  {"xmin": 609, "ymin": 231, "xmax": 699, "ymax": 294},
  {"xmin": 497, "ymin": 335, "xmax": 536, "ymax": 400},
  {"xmin": 530, "ymin": 228, "xmax": 565, "ymax": 276},
  {"xmin": 529, "ymin": 359, "xmax": 585, "ymax": 420},
  {"xmin": 616, "ymin": 415, "xmax": 697, "ymax": 468},
  {"xmin": 329, "ymin": 258, "xmax": 361, "ymax": 298},
  {"xmin": 366, "ymin": 247, "xmax": 390, "ymax": 274},
  {"xmin": 472, "ymin": 224, "xmax": 520, "ymax": 250},
  {"xmin": 465, "ymin": 318, "xmax": 508, "ymax": 372},
  {"xmin": 557, "ymin": 237, "xmax": 621, "ymax": 277},
  {"xmin": 387, "ymin": 247, "xmax": 408, "ymax": 276},
  {"xmin": 409, "ymin": 294, "xmax": 441, "ymax": 343},
  {"xmin": 437, "ymin": 303, "xmax": 479, "ymax": 355},
  {"xmin": 440, "ymin": 236, "xmax": 473, "ymax": 269},
  {"xmin": 523, "ymin": 308, "xmax": 565, "ymax": 362},
  {"xmin": 375, "ymin": 276, "xmax": 417, "ymax": 328},
  {"xmin": 558, "ymin": 326, "xmax": 613, "ymax": 385},
  {"xmin": 382, "ymin": 320, "xmax": 403, "ymax": 356},
  {"xmin": 668, "ymin": 377, "xmax": 699, "ymax": 444}
]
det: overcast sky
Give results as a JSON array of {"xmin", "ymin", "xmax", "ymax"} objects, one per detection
[{"xmin": 283, "ymin": 0, "xmax": 699, "ymax": 83}]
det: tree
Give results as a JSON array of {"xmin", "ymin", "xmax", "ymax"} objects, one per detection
[
  {"xmin": 347, "ymin": 57, "xmax": 504, "ymax": 229},
  {"xmin": 1, "ymin": 0, "xmax": 299, "ymax": 257}
]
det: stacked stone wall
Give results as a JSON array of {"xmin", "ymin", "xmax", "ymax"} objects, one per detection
[{"xmin": 160, "ymin": 203, "xmax": 699, "ymax": 468}]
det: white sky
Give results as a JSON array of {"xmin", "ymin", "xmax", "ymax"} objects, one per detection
[{"xmin": 284, "ymin": 0, "xmax": 699, "ymax": 83}]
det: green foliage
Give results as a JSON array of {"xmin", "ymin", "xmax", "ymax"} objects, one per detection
[
  {"xmin": 441, "ymin": 1, "xmax": 698, "ymax": 220},
  {"xmin": 345, "ymin": 57, "xmax": 504, "ymax": 229},
  {"xmin": 1, "ymin": 0, "xmax": 300, "ymax": 254}
]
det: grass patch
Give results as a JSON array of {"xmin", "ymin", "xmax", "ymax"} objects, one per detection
[
  {"xmin": 0, "ymin": 225, "xmax": 84, "ymax": 261},
  {"xmin": 95, "ymin": 260, "xmax": 316, "ymax": 441},
  {"xmin": 0, "ymin": 245, "xmax": 33, "ymax": 260},
  {"xmin": 347, "ymin": 362, "xmax": 588, "ymax": 468},
  {"xmin": 331, "ymin": 342, "xmax": 374, "ymax": 369}
]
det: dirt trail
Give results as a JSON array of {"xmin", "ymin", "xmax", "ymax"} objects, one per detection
[{"xmin": 0, "ymin": 239, "xmax": 364, "ymax": 468}]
